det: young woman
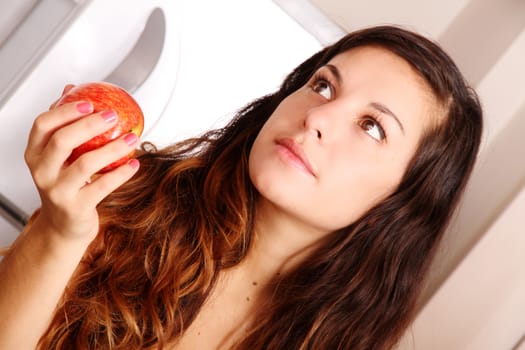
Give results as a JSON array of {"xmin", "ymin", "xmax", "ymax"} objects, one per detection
[{"xmin": 0, "ymin": 25, "xmax": 482, "ymax": 349}]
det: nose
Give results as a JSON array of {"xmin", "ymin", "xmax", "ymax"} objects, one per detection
[{"xmin": 303, "ymin": 103, "xmax": 337, "ymax": 142}]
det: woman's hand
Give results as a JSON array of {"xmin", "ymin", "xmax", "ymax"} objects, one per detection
[
  {"xmin": 0, "ymin": 85, "xmax": 141, "ymax": 349},
  {"xmin": 24, "ymin": 85, "xmax": 140, "ymax": 242}
]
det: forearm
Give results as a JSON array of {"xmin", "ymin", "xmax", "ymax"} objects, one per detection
[{"xmin": 0, "ymin": 222, "xmax": 91, "ymax": 349}]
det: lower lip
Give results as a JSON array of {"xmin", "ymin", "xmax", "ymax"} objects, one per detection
[{"xmin": 275, "ymin": 143, "xmax": 313, "ymax": 176}]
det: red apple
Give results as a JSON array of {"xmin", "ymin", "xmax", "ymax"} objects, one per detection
[{"xmin": 56, "ymin": 81, "xmax": 144, "ymax": 173}]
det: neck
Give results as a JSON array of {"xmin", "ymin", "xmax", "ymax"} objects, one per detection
[{"xmin": 236, "ymin": 197, "xmax": 327, "ymax": 283}]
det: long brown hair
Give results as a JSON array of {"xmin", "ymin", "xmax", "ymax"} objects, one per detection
[{"xmin": 39, "ymin": 25, "xmax": 482, "ymax": 349}]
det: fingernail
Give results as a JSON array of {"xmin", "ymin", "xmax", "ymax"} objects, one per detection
[
  {"xmin": 124, "ymin": 133, "xmax": 138, "ymax": 146},
  {"xmin": 76, "ymin": 102, "xmax": 93, "ymax": 114},
  {"xmin": 101, "ymin": 110, "xmax": 117, "ymax": 123},
  {"xmin": 128, "ymin": 159, "xmax": 140, "ymax": 169},
  {"xmin": 62, "ymin": 84, "xmax": 74, "ymax": 96}
]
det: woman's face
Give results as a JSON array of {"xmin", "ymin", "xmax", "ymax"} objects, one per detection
[{"xmin": 249, "ymin": 45, "xmax": 440, "ymax": 236}]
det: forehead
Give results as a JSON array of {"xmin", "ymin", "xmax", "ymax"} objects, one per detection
[
  {"xmin": 326, "ymin": 45, "xmax": 442, "ymax": 132},
  {"xmin": 326, "ymin": 45, "xmax": 428, "ymax": 92}
]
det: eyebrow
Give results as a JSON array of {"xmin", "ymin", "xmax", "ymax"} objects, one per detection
[
  {"xmin": 325, "ymin": 64, "xmax": 342, "ymax": 85},
  {"xmin": 369, "ymin": 102, "xmax": 405, "ymax": 134},
  {"xmin": 324, "ymin": 64, "xmax": 405, "ymax": 134}
]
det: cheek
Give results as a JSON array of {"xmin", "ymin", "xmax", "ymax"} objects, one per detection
[{"xmin": 318, "ymin": 155, "xmax": 408, "ymax": 226}]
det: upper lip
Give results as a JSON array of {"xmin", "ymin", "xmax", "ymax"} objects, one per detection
[{"xmin": 276, "ymin": 138, "xmax": 317, "ymax": 177}]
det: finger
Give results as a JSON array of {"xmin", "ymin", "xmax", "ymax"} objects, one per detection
[
  {"xmin": 80, "ymin": 158, "xmax": 140, "ymax": 207},
  {"xmin": 61, "ymin": 132, "xmax": 139, "ymax": 189},
  {"xmin": 31, "ymin": 110, "xmax": 119, "ymax": 180},
  {"xmin": 49, "ymin": 84, "xmax": 76, "ymax": 110},
  {"xmin": 63, "ymin": 84, "xmax": 75, "ymax": 95},
  {"xmin": 27, "ymin": 101, "xmax": 95, "ymax": 156}
]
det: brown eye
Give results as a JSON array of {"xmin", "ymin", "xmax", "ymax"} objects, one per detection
[
  {"xmin": 312, "ymin": 79, "xmax": 333, "ymax": 100},
  {"xmin": 359, "ymin": 117, "xmax": 386, "ymax": 142}
]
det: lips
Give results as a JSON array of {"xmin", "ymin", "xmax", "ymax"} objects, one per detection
[{"xmin": 275, "ymin": 138, "xmax": 317, "ymax": 177}]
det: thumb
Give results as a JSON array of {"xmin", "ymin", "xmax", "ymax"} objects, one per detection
[{"xmin": 49, "ymin": 84, "xmax": 76, "ymax": 110}]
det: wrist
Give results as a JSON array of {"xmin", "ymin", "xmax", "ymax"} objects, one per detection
[{"xmin": 24, "ymin": 216, "xmax": 95, "ymax": 262}]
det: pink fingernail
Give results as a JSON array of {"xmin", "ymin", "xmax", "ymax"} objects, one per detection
[
  {"xmin": 124, "ymin": 133, "xmax": 138, "ymax": 146},
  {"xmin": 101, "ymin": 110, "xmax": 117, "ymax": 123},
  {"xmin": 76, "ymin": 102, "xmax": 93, "ymax": 114},
  {"xmin": 128, "ymin": 159, "xmax": 140, "ymax": 169},
  {"xmin": 61, "ymin": 85, "xmax": 70, "ymax": 96}
]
